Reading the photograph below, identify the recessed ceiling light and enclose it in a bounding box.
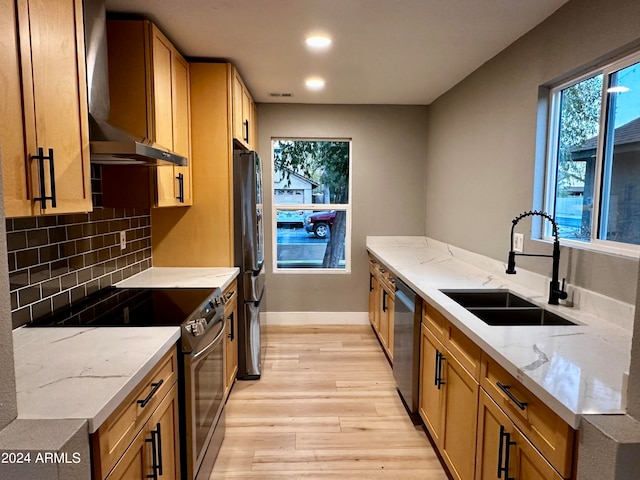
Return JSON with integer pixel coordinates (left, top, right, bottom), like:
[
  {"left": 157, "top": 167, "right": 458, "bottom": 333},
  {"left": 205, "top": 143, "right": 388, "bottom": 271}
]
[
  {"left": 305, "top": 35, "right": 332, "bottom": 49},
  {"left": 305, "top": 78, "right": 325, "bottom": 90}
]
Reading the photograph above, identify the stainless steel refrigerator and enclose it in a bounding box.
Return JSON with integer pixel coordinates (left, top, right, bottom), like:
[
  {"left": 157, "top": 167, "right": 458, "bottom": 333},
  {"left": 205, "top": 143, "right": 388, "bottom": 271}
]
[{"left": 234, "top": 150, "right": 266, "bottom": 379}]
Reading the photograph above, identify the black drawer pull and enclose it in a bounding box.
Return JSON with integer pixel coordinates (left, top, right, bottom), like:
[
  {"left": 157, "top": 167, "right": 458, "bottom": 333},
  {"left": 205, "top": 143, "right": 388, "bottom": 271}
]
[
  {"left": 497, "top": 425, "right": 516, "bottom": 479},
  {"left": 497, "top": 382, "right": 528, "bottom": 410},
  {"left": 137, "top": 379, "right": 164, "bottom": 408}
]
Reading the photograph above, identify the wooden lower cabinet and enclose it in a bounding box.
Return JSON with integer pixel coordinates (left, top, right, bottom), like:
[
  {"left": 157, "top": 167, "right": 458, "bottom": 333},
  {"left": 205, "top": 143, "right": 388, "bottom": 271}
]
[
  {"left": 224, "top": 280, "right": 239, "bottom": 397},
  {"left": 379, "top": 283, "right": 395, "bottom": 359},
  {"left": 107, "top": 384, "right": 180, "bottom": 480},
  {"left": 93, "top": 349, "right": 180, "bottom": 480},
  {"left": 368, "top": 264, "right": 380, "bottom": 330},
  {"left": 419, "top": 323, "right": 479, "bottom": 480},
  {"left": 419, "top": 323, "right": 445, "bottom": 444},
  {"left": 367, "top": 255, "right": 395, "bottom": 361},
  {"left": 476, "top": 390, "right": 562, "bottom": 480}
]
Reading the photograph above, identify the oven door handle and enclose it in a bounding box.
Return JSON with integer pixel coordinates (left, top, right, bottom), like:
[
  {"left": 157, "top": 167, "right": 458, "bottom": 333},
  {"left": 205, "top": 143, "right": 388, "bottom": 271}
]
[{"left": 192, "top": 324, "right": 226, "bottom": 361}]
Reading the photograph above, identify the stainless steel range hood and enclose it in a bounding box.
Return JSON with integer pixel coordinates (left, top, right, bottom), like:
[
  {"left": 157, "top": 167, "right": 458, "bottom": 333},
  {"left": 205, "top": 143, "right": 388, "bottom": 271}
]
[{"left": 83, "top": 0, "right": 187, "bottom": 166}]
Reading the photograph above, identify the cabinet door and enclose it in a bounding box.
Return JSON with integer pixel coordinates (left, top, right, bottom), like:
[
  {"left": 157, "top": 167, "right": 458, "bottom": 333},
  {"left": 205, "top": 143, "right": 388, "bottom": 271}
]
[
  {"left": 386, "top": 292, "right": 395, "bottom": 360},
  {"left": 105, "top": 426, "right": 148, "bottom": 480},
  {"left": 369, "top": 274, "right": 380, "bottom": 331},
  {"left": 441, "top": 350, "right": 479, "bottom": 480},
  {"left": 148, "top": 384, "right": 181, "bottom": 480},
  {"left": 250, "top": 99, "right": 258, "bottom": 150},
  {"left": 379, "top": 287, "right": 390, "bottom": 350},
  {"left": 224, "top": 301, "right": 238, "bottom": 396},
  {"left": 13, "top": 0, "right": 91, "bottom": 216},
  {"left": 368, "top": 269, "right": 376, "bottom": 325},
  {"left": 476, "top": 390, "right": 562, "bottom": 480},
  {"left": 419, "top": 323, "right": 445, "bottom": 445},
  {"left": 232, "top": 71, "right": 246, "bottom": 148},
  {"left": 151, "top": 27, "right": 174, "bottom": 152},
  {"left": 0, "top": 0, "right": 30, "bottom": 217}
]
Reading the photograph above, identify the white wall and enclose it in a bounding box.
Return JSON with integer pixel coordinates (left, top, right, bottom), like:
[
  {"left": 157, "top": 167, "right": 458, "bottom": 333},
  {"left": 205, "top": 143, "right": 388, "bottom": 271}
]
[{"left": 258, "top": 104, "right": 428, "bottom": 313}]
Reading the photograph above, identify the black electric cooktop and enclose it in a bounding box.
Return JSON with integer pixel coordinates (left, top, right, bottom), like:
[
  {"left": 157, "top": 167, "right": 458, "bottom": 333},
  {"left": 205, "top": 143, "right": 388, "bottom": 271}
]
[{"left": 26, "top": 287, "right": 218, "bottom": 327}]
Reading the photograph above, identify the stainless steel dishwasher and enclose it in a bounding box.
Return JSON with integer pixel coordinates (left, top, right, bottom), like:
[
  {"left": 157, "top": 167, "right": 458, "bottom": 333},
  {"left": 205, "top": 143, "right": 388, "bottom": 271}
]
[{"left": 392, "top": 277, "right": 422, "bottom": 424}]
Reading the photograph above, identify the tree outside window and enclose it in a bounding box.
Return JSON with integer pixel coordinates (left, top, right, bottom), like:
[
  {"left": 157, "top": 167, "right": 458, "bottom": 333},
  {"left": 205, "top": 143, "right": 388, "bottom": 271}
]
[{"left": 272, "top": 139, "right": 351, "bottom": 271}]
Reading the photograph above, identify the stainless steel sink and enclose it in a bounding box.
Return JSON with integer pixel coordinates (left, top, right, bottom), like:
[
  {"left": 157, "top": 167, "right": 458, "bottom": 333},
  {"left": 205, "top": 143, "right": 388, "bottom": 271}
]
[
  {"left": 466, "top": 307, "right": 576, "bottom": 326},
  {"left": 440, "top": 289, "right": 577, "bottom": 326}
]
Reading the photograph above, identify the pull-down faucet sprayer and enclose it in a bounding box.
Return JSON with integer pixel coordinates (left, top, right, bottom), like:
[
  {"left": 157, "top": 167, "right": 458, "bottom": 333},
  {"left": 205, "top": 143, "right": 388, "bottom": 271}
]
[{"left": 506, "top": 210, "right": 568, "bottom": 305}]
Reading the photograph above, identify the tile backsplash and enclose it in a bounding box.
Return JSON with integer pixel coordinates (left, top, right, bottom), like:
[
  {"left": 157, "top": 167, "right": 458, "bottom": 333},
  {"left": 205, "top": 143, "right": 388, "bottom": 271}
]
[{"left": 7, "top": 165, "right": 152, "bottom": 329}]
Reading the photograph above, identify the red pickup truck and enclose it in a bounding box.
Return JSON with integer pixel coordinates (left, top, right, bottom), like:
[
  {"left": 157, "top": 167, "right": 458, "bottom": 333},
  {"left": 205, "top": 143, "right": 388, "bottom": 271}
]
[{"left": 304, "top": 210, "right": 336, "bottom": 238}]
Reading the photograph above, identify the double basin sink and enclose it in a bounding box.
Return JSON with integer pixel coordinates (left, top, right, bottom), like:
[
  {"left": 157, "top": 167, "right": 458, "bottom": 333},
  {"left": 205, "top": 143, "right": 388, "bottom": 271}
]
[{"left": 440, "top": 289, "right": 577, "bottom": 326}]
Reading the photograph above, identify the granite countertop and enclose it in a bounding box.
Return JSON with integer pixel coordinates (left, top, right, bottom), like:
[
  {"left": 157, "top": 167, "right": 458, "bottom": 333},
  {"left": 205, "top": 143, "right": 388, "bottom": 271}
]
[
  {"left": 115, "top": 266, "right": 239, "bottom": 291},
  {"left": 366, "top": 236, "right": 633, "bottom": 428},
  {"left": 13, "top": 326, "right": 180, "bottom": 433}
]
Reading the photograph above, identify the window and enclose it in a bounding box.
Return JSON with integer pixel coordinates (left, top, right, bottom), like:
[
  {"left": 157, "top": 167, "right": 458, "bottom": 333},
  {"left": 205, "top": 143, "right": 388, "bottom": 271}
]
[
  {"left": 272, "top": 139, "right": 351, "bottom": 272},
  {"left": 545, "top": 52, "right": 640, "bottom": 251}
]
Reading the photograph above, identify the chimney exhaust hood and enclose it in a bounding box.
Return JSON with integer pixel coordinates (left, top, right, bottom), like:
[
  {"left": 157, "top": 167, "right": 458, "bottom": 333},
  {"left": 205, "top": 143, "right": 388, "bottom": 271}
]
[{"left": 83, "top": 0, "right": 187, "bottom": 167}]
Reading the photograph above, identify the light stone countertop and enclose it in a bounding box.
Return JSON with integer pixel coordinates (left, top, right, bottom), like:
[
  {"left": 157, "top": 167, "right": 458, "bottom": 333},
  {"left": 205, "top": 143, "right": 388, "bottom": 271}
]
[
  {"left": 13, "top": 266, "right": 239, "bottom": 434},
  {"left": 115, "top": 266, "right": 239, "bottom": 291},
  {"left": 366, "top": 236, "right": 633, "bottom": 428},
  {"left": 13, "top": 326, "right": 181, "bottom": 433}
]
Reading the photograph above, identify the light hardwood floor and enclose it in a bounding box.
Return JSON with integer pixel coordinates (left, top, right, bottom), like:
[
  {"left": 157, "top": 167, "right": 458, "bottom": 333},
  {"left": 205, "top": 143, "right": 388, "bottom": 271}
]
[{"left": 211, "top": 324, "right": 449, "bottom": 479}]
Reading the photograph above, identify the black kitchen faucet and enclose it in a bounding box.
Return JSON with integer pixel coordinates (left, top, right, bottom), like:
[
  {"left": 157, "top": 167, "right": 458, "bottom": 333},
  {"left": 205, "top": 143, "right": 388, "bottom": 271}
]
[{"left": 506, "top": 210, "right": 568, "bottom": 305}]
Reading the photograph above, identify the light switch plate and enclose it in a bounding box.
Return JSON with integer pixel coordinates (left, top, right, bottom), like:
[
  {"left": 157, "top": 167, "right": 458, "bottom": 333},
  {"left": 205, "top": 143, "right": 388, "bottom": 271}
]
[{"left": 120, "top": 231, "right": 126, "bottom": 251}]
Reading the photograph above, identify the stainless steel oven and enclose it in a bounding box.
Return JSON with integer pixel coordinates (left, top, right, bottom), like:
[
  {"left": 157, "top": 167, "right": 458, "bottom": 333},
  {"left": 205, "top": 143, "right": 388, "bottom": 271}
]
[
  {"left": 181, "top": 300, "right": 226, "bottom": 480},
  {"left": 26, "top": 286, "right": 229, "bottom": 480}
]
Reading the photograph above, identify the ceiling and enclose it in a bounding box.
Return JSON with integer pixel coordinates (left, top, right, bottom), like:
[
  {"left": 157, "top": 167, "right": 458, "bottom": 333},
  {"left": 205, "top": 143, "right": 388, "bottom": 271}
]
[{"left": 105, "top": 0, "right": 570, "bottom": 105}]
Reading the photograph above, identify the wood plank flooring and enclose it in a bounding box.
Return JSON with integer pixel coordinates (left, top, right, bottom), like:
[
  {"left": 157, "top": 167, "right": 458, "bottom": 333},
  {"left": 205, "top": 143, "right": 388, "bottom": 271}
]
[{"left": 210, "top": 324, "right": 449, "bottom": 479}]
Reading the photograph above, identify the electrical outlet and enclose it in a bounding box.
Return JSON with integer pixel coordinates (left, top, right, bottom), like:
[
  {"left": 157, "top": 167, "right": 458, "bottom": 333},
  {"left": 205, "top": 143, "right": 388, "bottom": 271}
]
[
  {"left": 513, "top": 233, "right": 524, "bottom": 253},
  {"left": 120, "top": 231, "right": 126, "bottom": 251}
]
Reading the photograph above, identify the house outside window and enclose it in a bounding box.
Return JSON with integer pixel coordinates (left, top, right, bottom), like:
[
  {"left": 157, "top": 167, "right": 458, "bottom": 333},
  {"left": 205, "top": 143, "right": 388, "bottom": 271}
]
[
  {"left": 544, "top": 51, "right": 640, "bottom": 252},
  {"left": 272, "top": 139, "right": 351, "bottom": 272}
]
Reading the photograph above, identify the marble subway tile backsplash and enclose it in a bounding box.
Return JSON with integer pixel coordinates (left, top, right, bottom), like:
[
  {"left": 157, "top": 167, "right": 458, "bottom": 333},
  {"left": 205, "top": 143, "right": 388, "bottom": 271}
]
[{"left": 7, "top": 168, "right": 152, "bottom": 329}]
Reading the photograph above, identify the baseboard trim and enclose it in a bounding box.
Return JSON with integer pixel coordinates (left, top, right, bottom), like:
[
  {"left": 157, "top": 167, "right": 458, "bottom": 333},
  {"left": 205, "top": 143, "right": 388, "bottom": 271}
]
[{"left": 263, "top": 311, "right": 369, "bottom": 325}]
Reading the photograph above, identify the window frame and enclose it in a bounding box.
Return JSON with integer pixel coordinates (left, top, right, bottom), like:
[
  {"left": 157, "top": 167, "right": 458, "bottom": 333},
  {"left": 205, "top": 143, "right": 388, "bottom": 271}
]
[
  {"left": 542, "top": 50, "right": 640, "bottom": 258},
  {"left": 270, "top": 138, "right": 353, "bottom": 274}
]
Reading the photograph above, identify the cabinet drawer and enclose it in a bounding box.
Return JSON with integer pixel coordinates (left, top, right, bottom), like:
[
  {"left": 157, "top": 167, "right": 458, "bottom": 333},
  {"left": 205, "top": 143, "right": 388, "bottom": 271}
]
[
  {"left": 445, "top": 323, "right": 481, "bottom": 380},
  {"left": 93, "top": 348, "right": 178, "bottom": 479},
  {"left": 480, "top": 353, "right": 575, "bottom": 478},
  {"left": 377, "top": 266, "right": 396, "bottom": 293},
  {"left": 423, "top": 302, "right": 447, "bottom": 342}
]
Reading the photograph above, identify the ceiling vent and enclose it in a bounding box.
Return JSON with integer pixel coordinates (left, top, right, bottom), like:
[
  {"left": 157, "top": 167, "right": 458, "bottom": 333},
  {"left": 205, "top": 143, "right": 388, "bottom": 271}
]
[{"left": 269, "top": 92, "right": 293, "bottom": 97}]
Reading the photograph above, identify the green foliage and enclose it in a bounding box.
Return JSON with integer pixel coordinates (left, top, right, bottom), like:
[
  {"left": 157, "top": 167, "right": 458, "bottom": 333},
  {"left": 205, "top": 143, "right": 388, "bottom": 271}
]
[
  {"left": 274, "top": 140, "right": 349, "bottom": 203},
  {"left": 556, "top": 75, "right": 602, "bottom": 193}
]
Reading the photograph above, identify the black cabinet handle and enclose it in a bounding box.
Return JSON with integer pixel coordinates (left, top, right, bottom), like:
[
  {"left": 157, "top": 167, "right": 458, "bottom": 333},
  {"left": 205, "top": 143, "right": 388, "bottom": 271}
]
[
  {"left": 32, "top": 147, "right": 57, "bottom": 209},
  {"left": 176, "top": 173, "right": 184, "bottom": 203},
  {"left": 145, "top": 428, "right": 158, "bottom": 480},
  {"left": 243, "top": 119, "right": 249, "bottom": 143},
  {"left": 137, "top": 379, "right": 164, "bottom": 408},
  {"left": 434, "top": 350, "right": 446, "bottom": 389},
  {"left": 382, "top": 289, "right": 387, "bottom": 312},
  {"left": 497, "top": 425, "right": 516, "bottom": 479},
  {"left": 497, "top": 382, "right": 528, "bottom": 410},
  {"left": 154, "top": 422, "right": 163, "bottom": 476},
  {"left": 228, "top": 312, "right": 235, "bottom": 341},
  {"left": 369, "top": 273, "right": 374, "bottom": 292}
]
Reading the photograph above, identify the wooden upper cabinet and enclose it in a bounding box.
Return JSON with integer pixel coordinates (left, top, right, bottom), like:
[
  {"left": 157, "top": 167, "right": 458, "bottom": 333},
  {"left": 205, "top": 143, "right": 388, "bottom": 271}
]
[
  {"left": 1, "top": 0, "right": 92, "bottom": 218},
  {"left": 105, "top": 19, "right": 192, "bottom": 208},
  {"left": 232, "top": 67, "right": 256, "bottom": 150}
]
